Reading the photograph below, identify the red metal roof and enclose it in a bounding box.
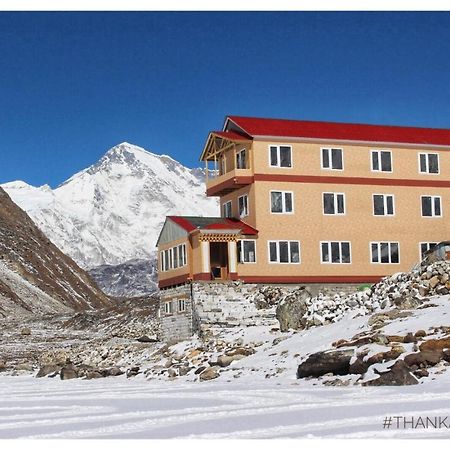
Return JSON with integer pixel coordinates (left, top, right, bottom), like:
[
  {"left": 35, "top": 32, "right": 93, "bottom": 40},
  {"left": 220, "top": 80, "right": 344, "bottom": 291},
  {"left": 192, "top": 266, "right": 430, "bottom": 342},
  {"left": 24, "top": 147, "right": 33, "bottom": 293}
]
[
  {"left": 168, "top": 216, "right": 258, "bottom": 235},
  {"left": 211, "top": 130, "right": 251, "bottom": 141},
  {"left": 226, "top": 115, "right": 450, "bottom": 146}
]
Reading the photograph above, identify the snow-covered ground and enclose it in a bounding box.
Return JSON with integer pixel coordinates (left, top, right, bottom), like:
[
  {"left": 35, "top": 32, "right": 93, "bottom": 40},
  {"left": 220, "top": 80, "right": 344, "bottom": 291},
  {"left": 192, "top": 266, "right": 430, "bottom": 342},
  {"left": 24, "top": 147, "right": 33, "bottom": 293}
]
[{"left": 1, "top": 374, "right": 450, "bottom": 439}]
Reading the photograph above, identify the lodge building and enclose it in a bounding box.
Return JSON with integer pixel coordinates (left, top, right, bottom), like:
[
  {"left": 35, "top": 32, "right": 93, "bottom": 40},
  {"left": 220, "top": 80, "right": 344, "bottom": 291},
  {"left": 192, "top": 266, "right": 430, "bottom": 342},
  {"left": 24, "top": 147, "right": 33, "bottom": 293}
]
[{"left": 156, "top": 115, "right": 450, "bottom": 290}]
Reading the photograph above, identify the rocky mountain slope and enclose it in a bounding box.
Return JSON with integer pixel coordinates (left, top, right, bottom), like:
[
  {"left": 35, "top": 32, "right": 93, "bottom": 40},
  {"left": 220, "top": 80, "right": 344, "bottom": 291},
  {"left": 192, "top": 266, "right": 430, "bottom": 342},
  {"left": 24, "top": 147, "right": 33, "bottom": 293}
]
[
  {"left": 0, "top": 187, "right": 112, "bottom": 318},
  {"left": 2, "top": 143, "right": 219, "bottom": 270}
]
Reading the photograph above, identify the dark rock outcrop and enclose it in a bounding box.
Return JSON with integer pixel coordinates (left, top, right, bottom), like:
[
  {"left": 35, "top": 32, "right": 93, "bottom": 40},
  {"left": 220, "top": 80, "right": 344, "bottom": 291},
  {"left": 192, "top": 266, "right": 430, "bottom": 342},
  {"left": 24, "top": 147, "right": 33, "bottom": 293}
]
[{"left": 297, "top": 349, "right": 354, "bottom": 378}]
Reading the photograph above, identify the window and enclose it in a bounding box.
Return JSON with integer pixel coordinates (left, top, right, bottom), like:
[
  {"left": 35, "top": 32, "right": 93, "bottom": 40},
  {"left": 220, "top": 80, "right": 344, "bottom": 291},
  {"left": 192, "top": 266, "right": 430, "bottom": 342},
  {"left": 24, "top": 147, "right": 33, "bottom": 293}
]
[
  {"left": 270, "top": 191, "right": 293, "bottom": 214},
  {"left": 421, "top": 196, "right": 442, "bottom": 217},
  {"left": 239, "top": 240, "right": 256, "bottom": 263},
  {"left": 371, "top": 150, "right": 392, "bottom": 172},
  {"left": 373, "top": 194, "right": 395, "bottom": 216},
  {"left": 419, "top": 153, "right": 439, "bottom": 174},
  {"left": 178, "top": 299, "right": 186, "bottom": 313},
  {"left": 223, "top": 201, "right": 232, "bottom": 218},
  {"left": 371, "top": 242, "right": 400, "bottom": 264},
  {"left": 164, "top": 301, "right": 173, "bottom": 315},
  {"left": 420, "top": 242, "right": 437, "bottom": 259},
  {"left": 219, "top": 155, "right": 226, "bottom": 175},
  {"left": 269, "top": 145, "right": 292, "bottom": 168},
  {"left": 160, "top": 244, "right": 187, "bottom": 271},
  {"left": 321, "top": 148, "right": 343, "bottom": 170},
  {"left": 236, "top": 149, "right": 247, "bottom": 169},
  {"left": 268, "top": 241, "right": 300, "bottom": 264},
  {"left": 238, "top": 195, "right": 249, "bottom": 218},
  {"left": 323, "top": 193, "right": 345, "bottom": 215},
  {"left": 321, "top": 241, "right": 351, "bottom": 264}
]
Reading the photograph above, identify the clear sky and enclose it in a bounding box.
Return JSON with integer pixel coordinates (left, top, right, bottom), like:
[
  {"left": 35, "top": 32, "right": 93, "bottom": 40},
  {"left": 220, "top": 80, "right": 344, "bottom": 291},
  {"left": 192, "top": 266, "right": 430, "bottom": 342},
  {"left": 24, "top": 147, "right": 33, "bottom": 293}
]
[{"left": 2, "top": 11, "right": 450, "bottom": 187}]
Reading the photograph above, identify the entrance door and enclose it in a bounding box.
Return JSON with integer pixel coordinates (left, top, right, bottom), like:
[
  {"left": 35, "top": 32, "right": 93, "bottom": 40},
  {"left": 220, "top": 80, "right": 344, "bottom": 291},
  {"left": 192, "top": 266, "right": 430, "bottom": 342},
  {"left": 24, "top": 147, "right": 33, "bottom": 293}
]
[{"left": 209, "top": 242, "right": 228, "bottom": 279}]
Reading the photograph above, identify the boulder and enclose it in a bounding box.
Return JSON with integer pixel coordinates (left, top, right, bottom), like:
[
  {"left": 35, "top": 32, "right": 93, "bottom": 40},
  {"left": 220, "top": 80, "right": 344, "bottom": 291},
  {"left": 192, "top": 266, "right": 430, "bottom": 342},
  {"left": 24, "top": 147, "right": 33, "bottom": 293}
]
[
  {"left": 413, "top": 368, "right": 429, "bottom": 378},
  {"left": 60, "top": 365, "right": 78, "bottom": 380},
  {"left": 0, "top": 360, "right": 6, "bottom": 372},
  {"left": 216, "top": 354, "right": 245, "bottom": 367},
  {"left": 404, "top": 350, "right": 443, "bottom": 368},
  {"left": 194, "top": 366, "right": 206, "bottom": 375},
  {"left": 20, "top": 327, "right": 31, "bottom": 336},
  {"left": 297, "top": 349, "right": 354, "bottom": 378},
  {"left": 276, "top": 287, "right": 311, "bottom": 332},
  {"left": 136, "top": 335, "right": 158, "bottom": 343},
  {"left": 419, "top": 337, "right": 450, "bottom": 352},
  {"left": 363, "top": 360, "right": 418, "bottom": 386},
  {"left": 85, "top": 370, "right": 104, "bottom": 379},
  {"left": 36, "top": 364, "right": 61, "bottom": 378},
  {"left": 126, "top": 366, "right": 140, "bottom": 378},
  {"left": 104, "top": 367, "right": 123, "bottom": 377},
  {"left": 199, "top": 366, "right": 219, "bottom": 381},
  {"left": 225, "top": 347, "right": 255, "bottom": 357},
  {"left": 367, "top": 345, "right": 405, "bottom": 365},
  {"left": 178, "top": 366, "right": 191, "bottom": 376},
  {"left": 349, "top": 356, "right": 370, "bottom": 375},
  {"left": 414, "top": 330, "right": 427, "bottom": 338}
]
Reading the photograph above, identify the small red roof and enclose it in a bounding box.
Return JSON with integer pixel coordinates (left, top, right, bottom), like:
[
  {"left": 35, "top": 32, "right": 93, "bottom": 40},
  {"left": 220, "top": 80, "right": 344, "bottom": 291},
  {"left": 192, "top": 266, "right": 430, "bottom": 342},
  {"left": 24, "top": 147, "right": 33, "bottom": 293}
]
[
  {"left": 226, "top": 115, "right": 450, "bottom": 146},
  {"left": 168, "top": 216, "right": 258, "bottom": 235}
]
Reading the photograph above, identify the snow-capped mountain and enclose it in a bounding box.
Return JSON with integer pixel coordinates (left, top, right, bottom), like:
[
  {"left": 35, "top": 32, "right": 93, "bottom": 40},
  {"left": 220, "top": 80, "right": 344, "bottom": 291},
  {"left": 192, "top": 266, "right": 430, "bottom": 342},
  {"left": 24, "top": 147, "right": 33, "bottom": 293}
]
[{"left": 2, "top": 143, "right": 219, "bottom": 270}]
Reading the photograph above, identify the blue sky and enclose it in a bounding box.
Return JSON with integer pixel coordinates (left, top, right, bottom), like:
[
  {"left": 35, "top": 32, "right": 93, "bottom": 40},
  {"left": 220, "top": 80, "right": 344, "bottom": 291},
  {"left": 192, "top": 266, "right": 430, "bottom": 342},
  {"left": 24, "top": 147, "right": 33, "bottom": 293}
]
[{"left": 2, "top": 11, "right": 450, "bottom": 187}]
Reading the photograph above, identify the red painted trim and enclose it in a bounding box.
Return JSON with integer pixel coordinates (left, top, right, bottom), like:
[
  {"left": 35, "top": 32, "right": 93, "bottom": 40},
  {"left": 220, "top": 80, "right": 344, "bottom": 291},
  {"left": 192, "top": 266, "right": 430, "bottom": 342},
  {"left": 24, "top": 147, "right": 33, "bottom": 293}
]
[
  {"left": 254, "top": 173, "right": 450, "bottom": 188},
  {"left": 193, "top": 273, "right": 212, "bottom": 281},
  {"left": 206, "top": 176, "right": 254, "bottom": 196},
  {"left": 158, "top": 274, "right": 190, "bottom": 289},
  {"left": 240, "top": 275, "right": 383, "bottom": 284},
  {"left": 229, "top": 272, "right": 238, "bottom": 280}
]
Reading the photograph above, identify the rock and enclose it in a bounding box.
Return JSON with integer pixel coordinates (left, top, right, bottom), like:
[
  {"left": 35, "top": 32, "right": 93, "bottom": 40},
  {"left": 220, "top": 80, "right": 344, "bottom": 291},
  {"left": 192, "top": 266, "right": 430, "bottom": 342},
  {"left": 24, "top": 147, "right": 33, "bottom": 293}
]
[
  {"left": 297, "top": 349, "right": 354, "bottom": 378},
  {"left": 442, "top": 349, "right": 450, "bottom": 362},
  {"left": 414, "top": 330, "right": 427, "bottom": 338},
  {"left": 276, "top": 287, "right": 311, "bottom": 331},
  {"left": 14, "top": 363, "right": 33, "bottom": 371},
  {"left": 60, "top": 365, "right": 78, "bottom": 380},
  {"left": 349, "top": 356, "right": 370, "bottom": 375},
  {"left": 413, "top": 368, "right": 429, "bottom": 378},
  {"left": 104, "top": 367, "right": 123, "bottom": 377},
  {"left": 363, "top": 360, "right": 418, "bottom": 386},
  {"left": 178, "top": 366, "right": 191, "bottom": 376},
  {"left": 36, "top": 364, "right": 61, "bottom": 378},
  {"left": 367, "top": 345, "right": 405, "bottom": 365},
  {"left": 126, "top": 366, "right": 140, "bottom": 378},
  {"left": 272, "top": 336, "right": 289, "bottom": 346},
  {"left": 85, "top": 370, "right": 104, "bottom": 379},
  {"left": 199, "top": 366, "right": 219, "bottom": 381},
  {"left": 20, "top": 327, "right": 31, "bottom": 336},
  {"left": 392, "top": 295, "right": 420, "bottom": 310},
  {"left": 323, "top": 378, "right": 351, "bottom": 386},
  {"left": 429, "top": 275, "right": 440, "bottom": 289},
  {"left": 403, "top": 332, "right": 417, "bottom": 344},
  {"left": 216, "top": 354, "right": 245, "bottom": 367},
  {"left": 225, "top": 347, "right": 255, "bottom": 357},
  {"left": 167, "top": 368, "right": 177, "bottom": 378},
  {"left": 420, "top": 337, "right": 450, "bottom": 352},
  {"left": 0, "top": 360, "right": 6, "bottom": 372},
  {"left": 194, "top": 366, "right": 205, "bottom": 375}
]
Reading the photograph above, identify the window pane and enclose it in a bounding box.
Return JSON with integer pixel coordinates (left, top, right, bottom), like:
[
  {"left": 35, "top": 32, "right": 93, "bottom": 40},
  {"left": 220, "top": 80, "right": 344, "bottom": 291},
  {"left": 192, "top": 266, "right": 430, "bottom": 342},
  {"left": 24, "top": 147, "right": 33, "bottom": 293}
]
[
  {"left": 422, "top": 197, "right": 432, "bottom": 216},
  {"left": 236, "top": 150, "right": 246, "bottom": 169},
  {"left": 420, "top": 154, "right": 427, "bottom": 172},
  {"left": 173, "top": 247, "right": 178, "bottom": 269},
  {"left": 322, "top": 149, "right": 330, "bottom": 168},
  {"left": 332, "top": 149, "right": 343, "bottom": 169},
  {"left": 372, "top": 152, "right": 379, "bottom": 171},
  {"left": 337, "top": 194, "right": 345, "bottom": 214},
  {"left": 420, "top": 243, "right": 428, "bottom": 258},
  {"left": 290, "top": 241, "right": 300, "bottom": 263},
  {"left": 269, "top": 242, "right": 277, "bottom": 262},
  {"left": 178, "top": 245, "right": 183, "bottom": 267},
  {"left": 280, "top": 146, "right": 292, "bottom": 167},
  {"left": 271, "top": 191, "right": 283, "bottom": 213},
  {"left": 386, "top": 196, "right": 394, "bottom": 215},
  {"left": 429, "top": 154, "right": 439, "bottom": 173},
  {"left": 380, "top": 243, "right": 389, "bottom": 263},
  {"left": 381, "top": 151, "right": 392, "bottom": 171},
  {"left": 239, "top": 196, "right": 248, "bottom": 217},
  {"left": 341, "top": 242, "right": 350, "bottom": 263},
  {"left": 390, "top": 243, "right": 399, "bottom": 263},
  {"left": 371, "top": 243, "right": 379, "bottom": 262},
  {"left": 270, "top": 146, "right": 278, "bottom": 166},
  {"left": 331, "top": 242, "right": 340, "bottom": 263},
  {"left": 284, "top": 192, "right": 293, "bottom": 213},
  {"left": 434, "top": 197, "right": 441, "bottom": 216},
  {"left": 279, "top": 241, "right": 289, "bottom": 263},
  {"left": 244, "top": 241, "right": 255, "bottom": 263},
  {"left": 164, "top": 250, "right": 169, "bottom": 270},
  {"left": 373, "top": 195, "right": 384, "bottom": 215},
  {"left": 323, "top": 193, "right": 335, "bottom": 214},
  {"left": 321, "top": 242, "right": 329, "bottom": 262}
]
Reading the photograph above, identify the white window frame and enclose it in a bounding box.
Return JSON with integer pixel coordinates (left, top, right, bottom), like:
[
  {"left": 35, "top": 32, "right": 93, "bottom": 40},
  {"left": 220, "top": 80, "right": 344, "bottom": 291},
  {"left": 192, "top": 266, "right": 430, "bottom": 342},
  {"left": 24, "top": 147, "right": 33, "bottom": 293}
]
[
  {"left": 178, "top": 298, "right": 186, "bottom": 313},
  {"left": 270, "top": 190, "right": 294, "bottom": 214},
  {"left": 418, "top": 152, "right": 440, "bottom": 175},
  {"left": 321, "top": 147, "right": 344, "bottom": 171},
  {"left": 322, "top": 192, "right": 346, "bottom": 215},
  {"left": 371, "top": 150, "right": 393, "bottom": 173},
  {"left": 419, "top": 242, "right": 438, "bottom": 259},
  {"left": 238, "top": 194, "right": 249, "bottom": 218},
  {"left": 239, "top": 239, "right": 257, "bottom": 264},
  {"left": 236, "top": 148, "right": 247, "bottom": 169},
  {"left": 223, "top": 200, "right": 232, "bottom": 218},
  {"left": 421, "top": 195, "right": 442, "bottom": 218},
  {"left": 160, "top": 244, "right": 187, "bottom": 271},
  {"left": 370, "top": 241, "right": 400, "bottom": 264},
  {"left": 320, "top": 241, "right": 352, "bottom": 264},
  {"left": 164, "top": 301, "right": 173, "bottom": 315},
  {"left": 372, "top": 194, "right": 395, "bottom": 216},
  {"left": 268, "top": 240, "right": 301, "bottom": 264},
  {"left": 268, "top": 145, "right": 293, "bottom": 168}
]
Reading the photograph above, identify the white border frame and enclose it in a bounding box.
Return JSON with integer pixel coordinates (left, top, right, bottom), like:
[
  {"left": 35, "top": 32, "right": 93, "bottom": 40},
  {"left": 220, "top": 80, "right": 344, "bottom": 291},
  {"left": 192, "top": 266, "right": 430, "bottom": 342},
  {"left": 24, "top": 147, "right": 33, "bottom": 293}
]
[
  {"left": 239, "top": 239, "right": 257, "bottom": 264},
  {"left": 238, "top": 194, "right": 249, "bottom": 218},
  {"left": 371, "top": 149, "right": 393, "bottom": 173},
  {"left": 372, "top": 193, "right": 396, "bottom": 217},
  {"left": 418, "top": 152, "right": 440, "bottom": 175},
  {"left": 320, "top": 147, "right": 344, "bottom": 171},
  {"left": 268, "top": 144, "right": 293, "bottom": 169},
  {"left": 269, "top": 190, "right": 295, "bottom": 214},
  {"left": 322, "top": 192, "right": 346, "bottom": 215},
  {"left": 319, "top": 241, "right": 352, "bottom": 264},
  {"left": 223, "top": 200, "right": 233, "bottom": 218},
  {"left": 420, "top": 195, "right": 443, "bottom": 218},
  {"left": 369, "top": 241, "right": 401, "bottom": 264},
  {"left": 267, "top": 240, "right": 301, "bottom": 264}
]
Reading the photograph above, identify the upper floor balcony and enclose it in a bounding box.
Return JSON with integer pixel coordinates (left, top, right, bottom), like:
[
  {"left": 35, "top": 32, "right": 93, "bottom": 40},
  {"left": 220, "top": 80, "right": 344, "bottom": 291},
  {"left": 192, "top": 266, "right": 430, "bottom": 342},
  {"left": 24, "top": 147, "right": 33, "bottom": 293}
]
[{"left": 200, "top": 131, "right": 254, "bottom": 197}]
